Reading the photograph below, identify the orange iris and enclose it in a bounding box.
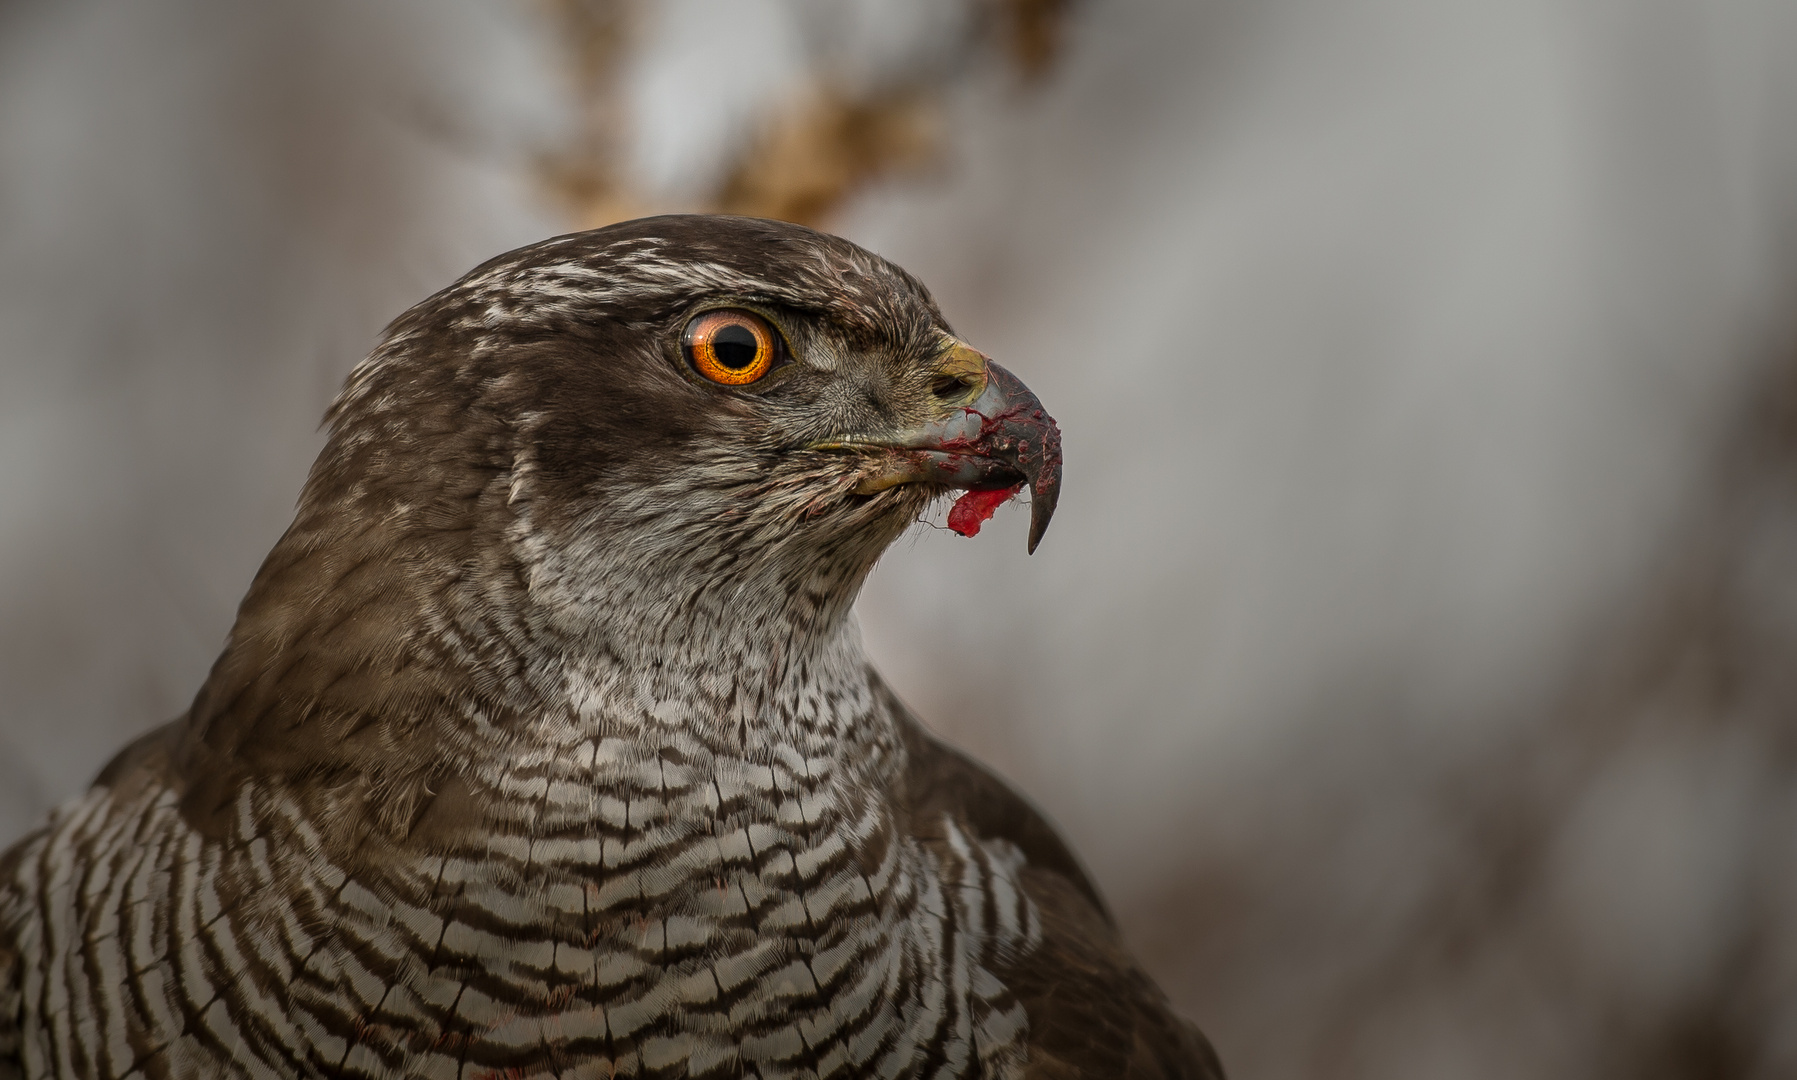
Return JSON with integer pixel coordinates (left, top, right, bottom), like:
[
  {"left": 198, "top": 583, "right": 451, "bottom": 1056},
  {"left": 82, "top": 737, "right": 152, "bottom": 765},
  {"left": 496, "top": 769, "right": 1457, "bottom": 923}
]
[{"left": 684, "top": 309, "right": 779, "bottom": 385}]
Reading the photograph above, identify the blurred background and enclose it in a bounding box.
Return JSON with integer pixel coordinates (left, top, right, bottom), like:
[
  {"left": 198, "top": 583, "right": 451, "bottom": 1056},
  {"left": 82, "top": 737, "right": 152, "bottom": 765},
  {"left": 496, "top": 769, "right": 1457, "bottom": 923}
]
[{"left": 3, "top": 0, "right": 1797, "bottom": 1075}]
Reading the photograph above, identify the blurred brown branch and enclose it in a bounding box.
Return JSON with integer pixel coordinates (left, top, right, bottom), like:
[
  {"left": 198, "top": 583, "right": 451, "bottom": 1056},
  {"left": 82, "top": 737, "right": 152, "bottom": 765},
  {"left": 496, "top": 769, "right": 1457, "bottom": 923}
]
[{"left": 537, "top": 0, "right": 1074, "bottom": 228}]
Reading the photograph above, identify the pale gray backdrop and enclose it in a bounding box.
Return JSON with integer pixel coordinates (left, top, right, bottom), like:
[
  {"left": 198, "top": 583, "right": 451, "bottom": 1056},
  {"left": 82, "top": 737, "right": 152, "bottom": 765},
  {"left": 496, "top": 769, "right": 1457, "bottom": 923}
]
[{"left": 4, "top": 1, "right": 1797, "bottom": 1076}]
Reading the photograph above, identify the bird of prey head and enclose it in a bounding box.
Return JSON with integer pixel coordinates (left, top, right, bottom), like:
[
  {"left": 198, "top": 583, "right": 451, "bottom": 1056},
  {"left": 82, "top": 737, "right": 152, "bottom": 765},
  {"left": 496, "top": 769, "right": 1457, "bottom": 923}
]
[
  {"left": 178, "top": 214, "right": 1062, "bottom": 826},
  {"left": 336, "top": 213, "right": 1055, "bottom": 590}
]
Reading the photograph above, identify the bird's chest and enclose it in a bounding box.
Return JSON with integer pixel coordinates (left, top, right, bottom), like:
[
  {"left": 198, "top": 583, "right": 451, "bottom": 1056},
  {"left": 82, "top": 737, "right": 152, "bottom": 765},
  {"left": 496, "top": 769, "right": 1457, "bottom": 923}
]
[
  {"left": 10, "top": 728, "right": 1037, "bottom": 1079},
  {"left": 279, "top": 738, "right": 1038, "bottom": 1079}
]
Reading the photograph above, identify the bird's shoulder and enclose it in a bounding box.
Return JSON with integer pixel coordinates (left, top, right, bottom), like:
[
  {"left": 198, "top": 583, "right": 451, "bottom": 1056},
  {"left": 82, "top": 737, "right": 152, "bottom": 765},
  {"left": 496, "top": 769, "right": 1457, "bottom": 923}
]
[
  {"left": 998, "top": 865, "right": 1225, "bottom": 1080},
  {"left": 878, "top": 673, "right": 1108, "bottom": 916},
  {"left": 874, "top": 673, "right": 1224, "bottom": 1080}
]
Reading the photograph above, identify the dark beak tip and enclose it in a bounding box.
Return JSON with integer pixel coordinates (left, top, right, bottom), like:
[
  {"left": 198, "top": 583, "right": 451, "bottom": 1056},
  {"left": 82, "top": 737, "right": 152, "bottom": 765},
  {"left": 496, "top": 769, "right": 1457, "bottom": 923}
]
[
  {"left": 1025, "top": 483, "right": 1058, "bottom": 554},
  {"left": 1024, "top": 415, "right": 1062, "bottom": 555},
  {"left": 978, "top": 359, "right": 1062, "bottom": 555}
]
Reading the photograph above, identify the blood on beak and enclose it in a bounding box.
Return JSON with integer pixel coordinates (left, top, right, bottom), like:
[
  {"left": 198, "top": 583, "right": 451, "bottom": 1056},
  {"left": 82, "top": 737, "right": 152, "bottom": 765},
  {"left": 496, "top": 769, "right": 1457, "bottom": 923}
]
[{"left": 815, "top": 348, "right": 1063, "bottom": 553}]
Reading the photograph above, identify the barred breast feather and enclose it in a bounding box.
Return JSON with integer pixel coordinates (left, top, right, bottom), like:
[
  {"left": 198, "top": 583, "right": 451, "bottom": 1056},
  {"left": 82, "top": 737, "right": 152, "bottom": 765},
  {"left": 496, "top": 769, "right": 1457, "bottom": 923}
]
[{"left": 0, "top": 676, "right": 1210, "bottom": 1079}]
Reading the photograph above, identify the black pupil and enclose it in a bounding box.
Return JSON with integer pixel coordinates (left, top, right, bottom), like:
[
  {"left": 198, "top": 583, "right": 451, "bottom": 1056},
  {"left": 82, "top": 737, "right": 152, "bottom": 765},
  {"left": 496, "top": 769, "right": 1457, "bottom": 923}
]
[{"left": 711, "top": 323, "right": 761, "bottom": 370}]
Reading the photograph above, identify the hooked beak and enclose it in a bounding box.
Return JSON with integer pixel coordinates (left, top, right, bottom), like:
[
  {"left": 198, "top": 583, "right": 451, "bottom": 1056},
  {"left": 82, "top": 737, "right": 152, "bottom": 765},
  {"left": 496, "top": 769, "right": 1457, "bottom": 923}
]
[{"left": 812, "top": 344, "right": 1064, "bottom": 553}]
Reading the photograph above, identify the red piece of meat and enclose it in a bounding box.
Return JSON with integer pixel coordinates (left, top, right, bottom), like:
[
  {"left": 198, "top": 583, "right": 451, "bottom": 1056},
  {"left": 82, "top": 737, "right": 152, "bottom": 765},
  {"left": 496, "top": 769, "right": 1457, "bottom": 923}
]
[{"left": 946, "top": 483, "right": 1024, "bottom": 538}]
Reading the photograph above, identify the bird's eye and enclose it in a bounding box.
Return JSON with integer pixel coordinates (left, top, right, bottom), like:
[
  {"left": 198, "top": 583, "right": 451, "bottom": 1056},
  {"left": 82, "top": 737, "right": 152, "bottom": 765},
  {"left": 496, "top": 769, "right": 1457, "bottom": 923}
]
[{"left": 683, "top": 309, "right": 781, "bottom": 386}]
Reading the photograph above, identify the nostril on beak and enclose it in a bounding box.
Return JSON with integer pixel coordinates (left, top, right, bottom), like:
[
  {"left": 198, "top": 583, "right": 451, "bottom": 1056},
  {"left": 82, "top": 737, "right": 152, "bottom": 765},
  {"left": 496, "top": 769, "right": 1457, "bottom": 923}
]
[{"left": 931, "top": 374, "right": 975, "bottom": 401}]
